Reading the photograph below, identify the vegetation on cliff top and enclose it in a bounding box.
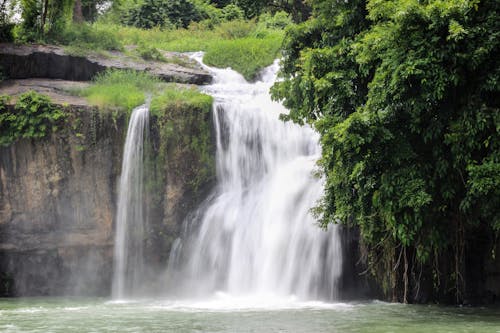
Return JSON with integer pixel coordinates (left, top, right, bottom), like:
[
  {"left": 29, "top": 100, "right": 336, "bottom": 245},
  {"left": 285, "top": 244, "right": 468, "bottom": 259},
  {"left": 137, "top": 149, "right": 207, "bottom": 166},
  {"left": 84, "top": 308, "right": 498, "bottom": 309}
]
[
  {"left": 80, "top": 69, "right": 161, "bottom": 111},
  {"left": 273, "top": 0, "right": 499, "bottom": 303},
  {"left": 1, "top": 0, "right": 296, "bottom": 80},
  {"left": 0, "top": 92, "right": 66, "bottom": 146},
  {"left": 77, "top": 69, "right": 212, "bottom": 114}
]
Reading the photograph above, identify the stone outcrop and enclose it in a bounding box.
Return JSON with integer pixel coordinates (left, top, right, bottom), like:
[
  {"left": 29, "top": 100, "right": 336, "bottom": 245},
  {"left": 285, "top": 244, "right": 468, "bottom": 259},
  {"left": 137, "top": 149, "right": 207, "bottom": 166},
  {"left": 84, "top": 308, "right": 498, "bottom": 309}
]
[
  {"left": 0, "top": 105, "right": 123, "bottom": 296},
  {"left": 0, "top": 43, "right": 212, "bottom": 85},
  {"left": 0, "top": 78, "right": 90, "bottom": 105},
  {"left": 0, "top": 98, "right": 215, "bottom": 296},
  {"left": 0, "top": 43, "right": 216, "bottom": 296}
]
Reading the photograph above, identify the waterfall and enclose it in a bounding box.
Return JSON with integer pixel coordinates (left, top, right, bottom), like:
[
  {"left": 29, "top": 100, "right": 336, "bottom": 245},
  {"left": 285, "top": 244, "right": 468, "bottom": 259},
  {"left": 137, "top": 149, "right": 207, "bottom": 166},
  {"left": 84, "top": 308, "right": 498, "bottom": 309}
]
[
  {"left": 167, "top": 54, "right": 342, "bottom": 301},
  {"left": 112, "top": 103, "right": 149, "bottom": 299}
]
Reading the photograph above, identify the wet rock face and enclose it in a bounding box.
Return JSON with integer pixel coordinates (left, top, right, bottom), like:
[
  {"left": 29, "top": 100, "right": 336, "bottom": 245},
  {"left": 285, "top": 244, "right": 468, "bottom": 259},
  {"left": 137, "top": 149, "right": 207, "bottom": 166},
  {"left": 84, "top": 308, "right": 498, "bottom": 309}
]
[
  {"left": 0, "top": 102, "right": 216, "bottom": 297},
  {"left": 0, "top": 43, "right": 216, "bottom": 297},
  {"left": 0, "top": 107, "right": 125, "bottom": 296},
  {"left": 0, "top": 43, "right": 212, "bottom": 85}
]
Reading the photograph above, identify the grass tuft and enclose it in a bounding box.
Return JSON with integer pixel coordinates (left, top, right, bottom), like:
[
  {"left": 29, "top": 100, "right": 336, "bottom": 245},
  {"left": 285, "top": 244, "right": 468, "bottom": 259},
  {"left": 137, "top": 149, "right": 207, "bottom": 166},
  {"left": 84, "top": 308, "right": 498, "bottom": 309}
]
[
  {"left": 81, "top": 70, "right": 161, "bottom": 111},
  {"left": 151, "top": 84, "right": 213, "bottom": 116}
]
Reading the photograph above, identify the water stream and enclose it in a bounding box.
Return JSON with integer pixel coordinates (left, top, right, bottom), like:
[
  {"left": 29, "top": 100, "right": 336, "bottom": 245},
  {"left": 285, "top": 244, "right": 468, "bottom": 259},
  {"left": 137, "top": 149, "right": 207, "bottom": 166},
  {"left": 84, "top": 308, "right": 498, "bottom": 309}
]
[
  {"left": 166, "top": 54, "right": 342, "bottom": 302},
  {"left": 112, "top": 103, "right": 149, "bottom": 299}
]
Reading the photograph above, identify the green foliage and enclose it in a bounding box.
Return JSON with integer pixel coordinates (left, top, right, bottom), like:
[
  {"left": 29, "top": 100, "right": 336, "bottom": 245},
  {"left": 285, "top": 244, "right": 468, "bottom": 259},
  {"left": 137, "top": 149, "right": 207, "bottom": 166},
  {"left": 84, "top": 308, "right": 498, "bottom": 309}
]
[
  {"left": 123, "top": 0, "right": 201, "bottom": 29},
  {"left": 81, "top": 70, "right": 161, "bottom": 111},
  {"left": 87, "top": 20, "right": 284, "bottom": 79},
  {"left": 58, "top": 23, "right": 124, "bottom": 52},
  {"left": 233, "top": 0, "right": 311, "bottom": 22},
  {"left": 221, "top": 4, "right": 244, "bottom": 21},
  {"left": 13, "top": 0, "right": 285, "bottom": 79},
  {"left": 136, "top": 43, "right": 167, "bottom": 62},
  {"left": 0, "top": 92, "right": 66, "bottom": 146},
  {"left": 258, "top": 11, "right": 293, "bottom": 30},
  {"left": 233, "top": 0, "right": 268, "bottom": 18},
  {"left": 150, "top": 84, "right": 213, "bottom": 116},
  {"left": 212, "top": 19, "right": 254, "bottom": 38},
  {"left": 204, "top": 32, "right": 283, "bottom": 80},
  {"left": 17, "top": 0, "right": 73, "bottom": 41},
  {"left": 274, "top": 0, "right": 499, "bottom": 302}
]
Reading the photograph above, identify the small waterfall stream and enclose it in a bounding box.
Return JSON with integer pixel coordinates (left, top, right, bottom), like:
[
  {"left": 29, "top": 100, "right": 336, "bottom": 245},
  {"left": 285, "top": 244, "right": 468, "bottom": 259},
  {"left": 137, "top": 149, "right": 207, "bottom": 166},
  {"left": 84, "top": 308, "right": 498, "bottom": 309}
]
[
  {"left": 167, "top": 54, "right": 342, "bottom": 302},
  {"left": 112, "top": 103, "right": 149, "bottom": 299}
]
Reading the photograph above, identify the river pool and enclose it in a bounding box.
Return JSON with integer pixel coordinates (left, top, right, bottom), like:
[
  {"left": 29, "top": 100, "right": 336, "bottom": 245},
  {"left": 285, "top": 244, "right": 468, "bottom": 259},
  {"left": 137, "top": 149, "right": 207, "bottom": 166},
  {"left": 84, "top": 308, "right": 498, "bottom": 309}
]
[{"left": 0, "top": 297, "right": 498, "bottom": 332}]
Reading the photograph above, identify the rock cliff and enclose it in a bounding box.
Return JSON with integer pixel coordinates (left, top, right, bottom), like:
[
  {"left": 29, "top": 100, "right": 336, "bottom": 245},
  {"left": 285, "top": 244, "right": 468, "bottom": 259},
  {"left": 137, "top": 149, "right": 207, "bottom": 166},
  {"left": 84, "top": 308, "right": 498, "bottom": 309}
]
[
  {"left": 0, "top": 43, "right": 212, "bottom": 85},
  {"left": 0, "top": 82, "right": 215, "bottom": 296}
]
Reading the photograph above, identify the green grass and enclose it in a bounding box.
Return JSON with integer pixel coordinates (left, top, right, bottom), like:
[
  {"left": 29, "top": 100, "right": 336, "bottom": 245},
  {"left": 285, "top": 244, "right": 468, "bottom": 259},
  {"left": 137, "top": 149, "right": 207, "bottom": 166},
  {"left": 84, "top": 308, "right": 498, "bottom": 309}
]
[
  {"left": 151, "top": 85, "right": 213, "bottom": 116},
  {"left": 204, "top": 34, "right": 282, "bottom": 80},
  {"left": 54, "top": 20, "right": 285, "bottom": 80},
  {"left": 78, "top": 69, "right": 212, "bottom": 113},
  {"left": 80, "top": 70, "right": 161, "bottom": 111}
]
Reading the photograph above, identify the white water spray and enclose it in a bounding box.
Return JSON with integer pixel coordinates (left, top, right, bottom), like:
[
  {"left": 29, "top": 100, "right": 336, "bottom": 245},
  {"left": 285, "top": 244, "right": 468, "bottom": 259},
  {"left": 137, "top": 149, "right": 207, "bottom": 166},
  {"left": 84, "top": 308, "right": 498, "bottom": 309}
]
[
  {"left": 112, "top": 104, "right": 149, "bottom": 299},
  {"left": 167, "top": 54, "right": 342, "bottom": 302}
]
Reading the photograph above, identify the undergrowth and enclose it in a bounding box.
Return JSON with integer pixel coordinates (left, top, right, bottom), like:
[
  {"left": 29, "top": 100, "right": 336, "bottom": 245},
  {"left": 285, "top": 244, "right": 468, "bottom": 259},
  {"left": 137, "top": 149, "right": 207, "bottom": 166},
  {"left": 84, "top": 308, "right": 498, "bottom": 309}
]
[
  {"left": 79, "top": 69, "right": 212, "bottom": 115},
  {"left": 48, "top": 18, "right": 285, "bottom": 80},
  {"left": 0, "top": 92, "right": 66, "bottom": 146}
]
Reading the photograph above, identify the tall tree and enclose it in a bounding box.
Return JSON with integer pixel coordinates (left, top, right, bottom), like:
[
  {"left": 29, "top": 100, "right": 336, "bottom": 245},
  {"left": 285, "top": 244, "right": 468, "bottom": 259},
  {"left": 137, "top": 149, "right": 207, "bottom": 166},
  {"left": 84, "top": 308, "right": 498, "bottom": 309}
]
[
  {"left": 273, "top": 0, "right": 499, "bottom": 303},
  {"left": 73, "top": 0, "right": 84, "bottom": 23}
]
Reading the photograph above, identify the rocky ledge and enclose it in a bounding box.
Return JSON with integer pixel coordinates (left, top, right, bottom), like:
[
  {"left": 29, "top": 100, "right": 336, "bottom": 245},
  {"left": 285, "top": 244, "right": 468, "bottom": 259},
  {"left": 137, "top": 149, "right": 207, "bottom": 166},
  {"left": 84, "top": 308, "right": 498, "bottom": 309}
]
[
  {"left": 0, "top": 78, "right": 90, "bottom": 105},
  {"left": 0, "top": 43, "right": 212, "bottom": 85}
]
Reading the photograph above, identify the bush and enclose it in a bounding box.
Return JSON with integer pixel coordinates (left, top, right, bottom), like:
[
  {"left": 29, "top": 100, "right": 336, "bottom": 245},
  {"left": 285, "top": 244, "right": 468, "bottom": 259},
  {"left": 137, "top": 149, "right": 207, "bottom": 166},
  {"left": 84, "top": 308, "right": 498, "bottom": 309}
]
[
  {"left": 192, "top": 0, "right": 223, "bottom": 26},
  {"left": 222, "top": 4, "right": 244, "bottom": 21},
  {"left": 0, "top": 92, "right": 66, "bottom": 146},
  {"left": 258, "top": 11, "right": 292, "bottom": 30},
  {"left": 136, "top": 44, "right": 167, "bottom": 62},
  {"left": 124, "top": 0, "right": 200, "bottom": 29},
  {"left": 17, "top": 0, "right": 74, "bottom": 42}
]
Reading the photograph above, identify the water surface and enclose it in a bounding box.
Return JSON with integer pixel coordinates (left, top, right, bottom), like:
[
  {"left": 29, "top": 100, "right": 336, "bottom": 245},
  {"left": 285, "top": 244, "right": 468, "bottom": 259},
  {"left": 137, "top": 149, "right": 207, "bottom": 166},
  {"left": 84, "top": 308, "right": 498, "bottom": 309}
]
[{"left": 0, "top": 297, "right": 498, "bottom": 332}]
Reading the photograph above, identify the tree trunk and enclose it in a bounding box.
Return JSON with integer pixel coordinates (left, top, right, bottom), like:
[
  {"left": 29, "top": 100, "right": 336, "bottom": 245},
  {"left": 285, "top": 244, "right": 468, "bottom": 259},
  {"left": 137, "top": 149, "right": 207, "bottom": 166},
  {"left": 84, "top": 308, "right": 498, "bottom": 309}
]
[
  {"left": 41, "top": 0, "right": 49, "bottom": 32},
  {"left": 73, "top": 0, "right": 84, "bottom": 23}
]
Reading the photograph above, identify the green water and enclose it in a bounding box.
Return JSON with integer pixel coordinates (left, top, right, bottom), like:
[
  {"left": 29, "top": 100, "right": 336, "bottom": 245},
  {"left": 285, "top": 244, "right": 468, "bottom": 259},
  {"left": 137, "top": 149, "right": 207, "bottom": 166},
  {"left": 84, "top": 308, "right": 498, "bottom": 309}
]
[{"left": 0, "top": 297, "right": 498, "bottom": 333}]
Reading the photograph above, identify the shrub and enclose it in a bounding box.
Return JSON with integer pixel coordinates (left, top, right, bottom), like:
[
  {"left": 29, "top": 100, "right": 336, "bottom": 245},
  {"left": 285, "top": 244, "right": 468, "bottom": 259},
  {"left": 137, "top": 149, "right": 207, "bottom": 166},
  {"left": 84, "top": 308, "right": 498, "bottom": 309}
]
[
  {"left": 136, "top": 44, "right": 167, "bottom": 62},
  {"left": 124, "top": 0, "right": 200, "bottom": 29},
  {"left": 222, "top": 4, "right": 244, "bottom": 21},
  {"left": 17, "top": 0, "right": 73, "bottom": 42},
  {"left": 0, "top": 92, "right": 66, "bottom": 146},
  {"left": 258, "top": 11, "right": 292, "bottom": 30},
  {"left": 192, "top": 0, "right": 223, "bottom": 26}
]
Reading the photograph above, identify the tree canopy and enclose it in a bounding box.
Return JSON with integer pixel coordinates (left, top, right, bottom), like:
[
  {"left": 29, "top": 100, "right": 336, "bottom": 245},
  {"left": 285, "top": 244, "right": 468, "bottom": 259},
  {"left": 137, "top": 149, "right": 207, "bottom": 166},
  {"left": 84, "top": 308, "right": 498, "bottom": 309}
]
[{"left": 273, "top": 0, "right": 499, "bottom": 303}]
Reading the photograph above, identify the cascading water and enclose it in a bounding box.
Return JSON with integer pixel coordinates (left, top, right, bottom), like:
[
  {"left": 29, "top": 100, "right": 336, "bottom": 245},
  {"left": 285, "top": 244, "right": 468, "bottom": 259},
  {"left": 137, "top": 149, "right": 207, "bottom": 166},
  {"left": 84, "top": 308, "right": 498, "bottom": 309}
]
[
  {"left": 167, "top": 54, "right": 342, "bottom": 302},
  {"left": 112, "top": 103, "right": 149, "bottom": 299}
]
